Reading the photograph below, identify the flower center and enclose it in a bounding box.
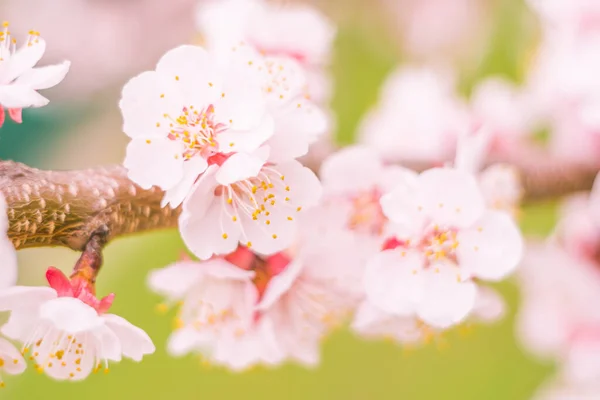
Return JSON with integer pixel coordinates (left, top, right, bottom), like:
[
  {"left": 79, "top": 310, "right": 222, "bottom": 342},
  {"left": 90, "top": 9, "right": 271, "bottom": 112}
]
[
  {"left": 347, "top": 188, "right": 386, "bottom": 235},
  {"left": 382, "top": 225, "right": 459, "bottom": 264},
  {"left": 0, "top": 23, "right": 40, "bottom": 62},
  {"left": 164, "top": 104, "right": 228, "bottom": 160}
]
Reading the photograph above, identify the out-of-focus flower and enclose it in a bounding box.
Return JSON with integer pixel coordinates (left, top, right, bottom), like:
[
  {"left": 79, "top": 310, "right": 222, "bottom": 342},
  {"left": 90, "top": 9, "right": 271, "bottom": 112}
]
[
  {"left": 179, "top": 150, "right": 321, "bottom": 260},
  {"left": 0, "top": 23, "right": 70, "bottom": 127},
  {"left": 533, "top": 379, "right": 600, "bottom": 400},
  {"left": 0, "top": 194, "right": 17, "bottom": 289},
  {"left": 121, "top": 45, "right": 327, "bottom": 208},
  {"left": 196, "top": 0, "right": 335, "bottom": 103},
  {"left": 2, "top": 0, "right": 197, "bottom": 99},
  {"left": 0, "top": 337, "right": 26, "bottom": 387},
  {"left": 528, "top": 0, "right": 600, "bottom": 35},
  {"left": 0, "top": 267, "right": 154, "bottom": 381},
  {"left": 358, "top": 67, "right": 468, "bottom": 165},
  {"left": 365, "top": 167, "right": 523, "bottom": 329},
  {"left": 381, "top": 0, "right": 491, "bottom": 63},
  {"left": 149, "top": 242, "right": 356, "bottom": 371},
  {"left": 470, "top": 78, "right": 536, "bottom": 152}
]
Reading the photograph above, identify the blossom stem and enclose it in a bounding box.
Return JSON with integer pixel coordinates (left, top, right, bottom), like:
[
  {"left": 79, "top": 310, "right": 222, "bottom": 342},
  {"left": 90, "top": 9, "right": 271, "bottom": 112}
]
[{"left": 71, "top": 225, "right": 109, "bottom": 286}]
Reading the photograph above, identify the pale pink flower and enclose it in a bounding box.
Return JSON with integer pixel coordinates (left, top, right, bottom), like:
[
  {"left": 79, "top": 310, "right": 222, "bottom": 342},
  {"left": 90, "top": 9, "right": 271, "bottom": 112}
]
[
  {"left": 534, "top": 380, "right": 600, "bottom": 400},
  {"left": 179, "top": 149, "right": 322, "bottom": 260},
  {"left": 365, "top": 167, "right": 523, "bottom": 328},
  {"left": 528, "top": 0, "right": 600, "bottom": 35},
  {"left": 0, "top": 337, "right": 26, "bottom": 387},
  {"left": 470, "top": 78, "right": 536, "bottom": 151},
  {"left": 0, "top": 267, "right": 155, "bottom": 380},
  {"left": 2, "top": 0, "right": 196, "bottom": 99},
  {"left": 196, "top": 0, "right": 335, "bottom": 102},
  {"left": 120, "top": 45, "right": 274, "bottom": 204},
  {"left": 0, "top": 194, "right": 17, "bottom": 289},
  {"left": 358, "top": 67, "right": 469, "bottom": 164},
  {"left": 381, "top": 0, "right": 491, "bottom": 62},
  {"left": 0, "top": 23, "right": 70, "bottom": 127},
  {"left": 149, "top": 243, "right": 354, "bottom": 370}
]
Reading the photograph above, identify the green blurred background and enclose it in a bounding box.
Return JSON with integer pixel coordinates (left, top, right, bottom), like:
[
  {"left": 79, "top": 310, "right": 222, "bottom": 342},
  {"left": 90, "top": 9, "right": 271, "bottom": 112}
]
[{"left": 1, "top": 0, "right": 558, "bottom": 398}]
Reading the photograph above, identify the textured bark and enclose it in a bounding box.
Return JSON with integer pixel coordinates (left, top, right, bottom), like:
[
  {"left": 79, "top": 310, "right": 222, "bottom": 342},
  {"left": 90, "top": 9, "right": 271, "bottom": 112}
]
[
  {"left": 0, "top": 153, "right": 596, "bottom": 251},
  {"left": 0, "top": 161, "right": 179, "bottom": 251}
]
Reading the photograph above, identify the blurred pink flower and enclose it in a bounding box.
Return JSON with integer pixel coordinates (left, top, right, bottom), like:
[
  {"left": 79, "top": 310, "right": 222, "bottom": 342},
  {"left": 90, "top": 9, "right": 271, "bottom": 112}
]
[
  {"left": 0, "top": 268, "right": 155, "bottom": 380},
  {"left": 149, "top": 243, "right": 356, "bottom": 371},
  {"left": 0, "top": 23, "right": 69, "bottom": 126},
  {"left": 381, "top": 0, "right": 491, "bottom": 62},
  {"left": 358, "top": 67, "right": 469, "bottom": 165},
  {"left": 2, "top": 0, "right": 197, "bottom": 99},
  {"left": 196, "top": 0, "right": 335, "bottom": 103},
  {"left": 528, "top": 0, "right": 600, "bottom": 35},
  {"left": 364, "top": 167, "right": 522, "bottom": 329}
]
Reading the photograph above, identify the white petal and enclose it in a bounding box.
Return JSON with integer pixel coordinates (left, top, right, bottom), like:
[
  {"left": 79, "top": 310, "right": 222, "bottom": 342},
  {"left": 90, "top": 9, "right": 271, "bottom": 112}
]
[
  {"left": 39, "top": 297, "right": 103, "bottom": 333},
  {"left": 257, "top": 259, "right": 303, "bottom": 311},
  {"left": 119, "top": 71, "right": 183, "bottom": 139},
  {"left": 273, "top": 160, "right": 322, "bottom": 208},
  {"left": 103, "top": 314, "right": 155, "bottom": 362},
  {"left": 320, "top": 145, "right": 383, "bottom": 194},
  {"left": 124, "top": 137, "right": 184, "bottom": 190},
  {"left": 0, "top": 286, "right": 56, "bottom": 311},
  {"left": 0, "top": 311, "right": 39, "bottom": 341},
  {"left": 416, "top": 168, "right": 485, "bottom": 228},
  {"left": 161, "top": 156, "right": 208, "bottom": 208},
  {"left": 457, "top": 210, "right": 524, "bottom": 281},
  {"left": 3, "top": 39, "right": 46, "bottom": 83},
  {"left": 167, "top": 327, "right": 212, "bottom": 357},
  {"left": 0, "top": 85, "right": 49, "bottom": 108},
  {"left": 471, "top": 286, "right": 506, "bottom": 323},
  {"left": 364, "top": 250, "right": 426, "bottom": 316},
  {"left": 216, "top": 114, "right": 274, "bottom": 154},
  {"left": 14, "top": 61, "right": 70, "bottom": 90},
  {"left": 93, "top": 324, "right": 123, "bottom": 362},
  {"left": 416, "top": 263, "right": 477, "bottom": 328},
  {"left": 0, "top": 337, "right": 26, "bottom": 375},
  {"left": 215, "top": 152, "right": 266, "bottom": 186},
  {"left": 180, "top": 200, "right": 240, "bottom": 260}
]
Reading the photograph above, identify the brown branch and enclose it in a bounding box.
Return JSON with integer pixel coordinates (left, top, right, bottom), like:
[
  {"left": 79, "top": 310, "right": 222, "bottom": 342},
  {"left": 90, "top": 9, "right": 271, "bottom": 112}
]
[
  {"left": 0, "top": 148, "right": 597, "bottom": 252},
  {"left": 0, "top": 161, "right": 179, "bottom": 251}
]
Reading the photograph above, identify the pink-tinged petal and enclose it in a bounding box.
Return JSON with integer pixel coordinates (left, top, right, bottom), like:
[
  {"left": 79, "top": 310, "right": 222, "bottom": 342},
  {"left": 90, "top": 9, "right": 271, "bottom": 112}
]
[
  {"left": 0, "top": 106, "right": 5, "bottom": 127},
  {"left": 320, "top": 145, "right": 383, "bottom": 195},
  {"left": 0, "top": 286, "right": 56, "bottom": 311},
  {"left": 273, "top": 160, "right": 322, "bottom": 208},
  {"left": 161, "top": 156, "right": 208, "bottom": 208},
  {"left": 39, "top": 297, "right": 103, "bottom": 333},
  {"left": 454, "top": 126, "right": 492, "bottom": 173},
  {"left": 46, "top": 267, "right": 74, "bottom": 297},
  {"left": 352, "top": 301, "right": 424, "bottom": 344},
  {"left": 0, "top": 337, "right": 26, "bottom": 374},
  {"left": 266, "top": 100, "right": 328, "bottom": 164},
  {"left": 216, "top": 114, "right": 274, "bottom": 154},
  {"left": 471, "top": 286, "right": 505, "bottom": 323},
  {"left": 155, "top": 45, "right": 222, "bottom": 103},
  {"left": 377, "top": 165, "right": 419, "bottom": 194},
  {"left": 124, "top": 137, "right": 184, "bottom": 191},
  {"left": 0, "top": 85, "right": 49, "bottom": 108},
  {"left": 7, "top": 108, "right": 22, "bottom": 124},
  {"left": 257, "top": 259, "right": 303, "bottom": 311},
  {"left": 147, "top": 261, "right": 206, "bottom": 299},
  {"left": 364, "top": 249, "right": 426, "bottom": 316},
  {"left": 14, "top": 61, "right": 71, "bottom": 90},
  {"left": 180, "top": 164, "right": 218, "bottom": 215},
  {"left": 201, "top": 259, "right": 256, "bottom": 281},
  {"left": 417, "top": 167, "right": 486, "bottom": 228},
  {"left": 119, "top": 70, "right": 184, "bottom": 139},
  {"left": 167, "top": 327, "right": 212, "bottom": 357},
  {"left": 416, "top": 263, "right": 477, "bottom": 329},
  {"left": 102, "top": 314, "right": 155, "bottom": 362},
  {"left": 562, "top": 335, "right": 600, "bottom": 384},
  {"left": 457, "top": 210, "right": 524, "bottom": 281},
  {"left": 215, "top": 152, "right": 266, "bottom": 186},
  {"left": 180, "top": 201, "right": 241, "bottom": 260},
  {"left": 97, "top": 293, "right": 115, "bottom": 314},
  {"left": 380, "top": 176, "right": 423, "bottom": 237},
  {"left": 4, "top": 39, "right": 47, "bottom": 83}
]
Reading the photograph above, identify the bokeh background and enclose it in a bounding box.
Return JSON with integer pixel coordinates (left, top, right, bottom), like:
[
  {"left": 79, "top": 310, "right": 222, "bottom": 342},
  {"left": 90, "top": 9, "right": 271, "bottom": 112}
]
[{"left": 0, "top": 0, "right": 557, "bottom": 398}]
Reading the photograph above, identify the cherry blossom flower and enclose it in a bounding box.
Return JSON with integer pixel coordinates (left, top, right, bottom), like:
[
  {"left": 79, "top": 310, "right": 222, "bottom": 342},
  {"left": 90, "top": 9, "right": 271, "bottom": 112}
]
[
  {"left": 528, "top": 0, "right": 600, "bottom": 35},
  {"left": 121, "top": 44, "right": 327, "bottom": 208},
  {"left": 196, "top": 0, "right": 335, "bottom": 103},
  {"left": 0, "top": 194, "right": 17, "bottom": 289},
  {"left": 148, "top": 242, "right": 356, "bottom": 371},
  {"left": 0, "top": 22, "right": 70, "bottom": 127},
  {"left": 0, "top": 337, "right": 26, "bottom": 387},
  {"left": 179, "top": 149, "right": 321, "bottom": 260},
  {"left": 358, "top": 67, "right": 469, "bottom": 164},
  {"left": 364, "top": 167, "right": 523, "bottom": 329},
  {"left": 0, "top": 267, "right": 155, "bottom": 381}
]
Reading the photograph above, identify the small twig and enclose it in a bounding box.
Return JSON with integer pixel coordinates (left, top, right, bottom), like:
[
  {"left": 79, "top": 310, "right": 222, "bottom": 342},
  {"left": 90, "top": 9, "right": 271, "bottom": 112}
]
[{"left": 71, "top": 225, "right": 109, "bottom": 285}]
